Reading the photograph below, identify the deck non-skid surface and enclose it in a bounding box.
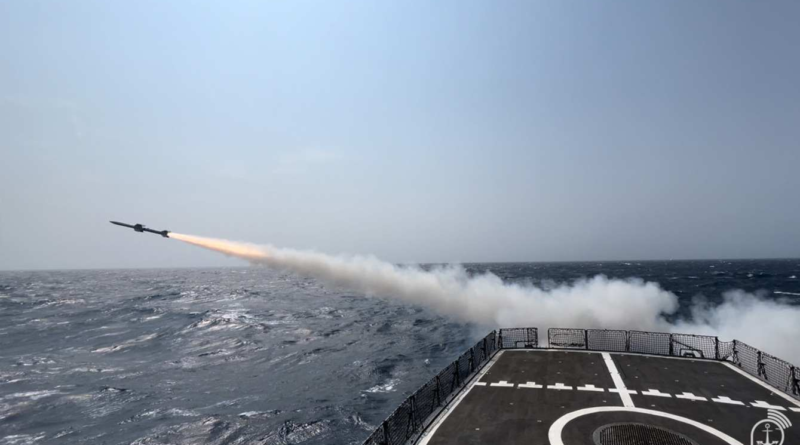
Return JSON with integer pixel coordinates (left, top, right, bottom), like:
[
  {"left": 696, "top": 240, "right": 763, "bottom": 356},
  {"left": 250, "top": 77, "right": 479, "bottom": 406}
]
[{"left": 422, "top": 350, "right": 800, "bottom": 445}]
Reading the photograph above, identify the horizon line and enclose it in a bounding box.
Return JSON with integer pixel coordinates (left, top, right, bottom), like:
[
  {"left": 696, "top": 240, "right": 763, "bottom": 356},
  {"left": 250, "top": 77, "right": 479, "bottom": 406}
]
[{"left": 1, "top": 256, "right": 799, "bottom": 273}]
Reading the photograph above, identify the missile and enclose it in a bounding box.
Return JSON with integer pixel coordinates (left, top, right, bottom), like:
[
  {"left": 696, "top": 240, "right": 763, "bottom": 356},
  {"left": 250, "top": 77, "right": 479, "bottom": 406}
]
[{"left": 110, "top": 221, "right": 170, "bottom": 238}]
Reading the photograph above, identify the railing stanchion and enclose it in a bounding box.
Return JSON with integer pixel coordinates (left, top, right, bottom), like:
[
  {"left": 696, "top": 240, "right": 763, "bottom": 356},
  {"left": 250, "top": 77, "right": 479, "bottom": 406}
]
[
  {"left": 382, "top": 421, "right": 390, "bottom": 445},
  {"left": 584, "top": 330, "right": 589, "bottom": 350},
  {"left": 757, "top": 350, "right": 767, "bottom": 380},
  {"left": 669, "top": 334, "right": 674, "bottom": 356},
  {"left": 715, "top": 337, "right": 720, "bottom": 360},
  {"left": 469, "top": 348, "right": 475, "bottom": 373},
  {"left": 408, "top": 395, "right": 417, "bottom": 438},
  {"left": 435, "top": 375, "right": 442, "bottom": 406}
]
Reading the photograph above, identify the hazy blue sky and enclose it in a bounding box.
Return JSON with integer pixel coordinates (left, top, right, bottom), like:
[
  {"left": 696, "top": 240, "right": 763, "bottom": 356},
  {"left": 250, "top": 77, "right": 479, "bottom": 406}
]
[{"left": 2, "top": 1, "right": 799, "bottom": 270}]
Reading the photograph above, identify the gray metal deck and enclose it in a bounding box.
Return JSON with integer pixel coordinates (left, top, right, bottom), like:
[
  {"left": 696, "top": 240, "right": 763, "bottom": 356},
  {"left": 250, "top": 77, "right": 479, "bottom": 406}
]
[{"left": 418, "top": 350, "right": 800, "bottom": 445}]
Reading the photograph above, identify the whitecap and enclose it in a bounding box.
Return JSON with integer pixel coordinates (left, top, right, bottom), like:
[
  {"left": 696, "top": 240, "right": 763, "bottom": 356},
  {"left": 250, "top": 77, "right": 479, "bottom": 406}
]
[
  {"left": 0, "top": 433, "right": 46, "bottom": 444},
  {"left": 67, "top": 367, "right": 123, "bottom": 374},
  {"left": 136, "top": 408, "right": 199, "bottom": 419},
  {"left": 166, "top": 408, "right": 199, "bottom": 417},
  {"left": 3, "top": 390, "right": 61, "bottom": 401},
  {"left": 238, "top": 410, "right": 282, "bottom": 419},
  {"left": 92, "top": 333, "right": 157, "bottom": 353},
  {"left": 364, "top": 378, "right": 400, "bottom": 393}
]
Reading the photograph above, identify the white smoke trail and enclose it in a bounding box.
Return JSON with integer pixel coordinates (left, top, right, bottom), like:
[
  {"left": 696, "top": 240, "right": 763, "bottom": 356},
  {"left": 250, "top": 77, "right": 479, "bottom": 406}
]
[{"left": 170, "top": 233, "right": 800, "bottom": 362}]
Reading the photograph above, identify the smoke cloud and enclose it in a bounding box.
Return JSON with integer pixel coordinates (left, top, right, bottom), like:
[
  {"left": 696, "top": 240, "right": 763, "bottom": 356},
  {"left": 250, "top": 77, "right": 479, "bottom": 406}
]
[{"left": 170, "top": 233, "right": 800, "bottom": 363}]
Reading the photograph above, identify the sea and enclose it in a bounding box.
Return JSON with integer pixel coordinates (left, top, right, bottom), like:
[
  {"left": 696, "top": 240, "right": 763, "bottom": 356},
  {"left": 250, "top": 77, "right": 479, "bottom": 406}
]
[{"left": 1, "top": 260, "right": 799, "bottom": 445}]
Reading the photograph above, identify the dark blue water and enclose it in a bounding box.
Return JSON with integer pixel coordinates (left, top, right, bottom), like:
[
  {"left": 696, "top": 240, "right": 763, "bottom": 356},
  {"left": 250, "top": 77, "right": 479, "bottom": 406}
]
[{"left": 1, "top": 260, "right": 798, "bottom": 444}]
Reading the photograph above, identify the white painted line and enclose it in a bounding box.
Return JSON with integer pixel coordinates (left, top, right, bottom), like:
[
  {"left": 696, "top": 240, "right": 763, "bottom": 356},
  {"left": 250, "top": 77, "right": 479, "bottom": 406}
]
[
  {"left": 490, "top": 380, "right": 514, "bottom": 387},
  {"left": 642, "top": 389, "right": 672, "bottom": 398},
  {"left": 751, "top": 400, "right": 786, "bottom": 410},
  {"left": 548, "top": 407, "right": 743, "bottom": 445},
  {"left": 577, "top": 384, "right": 604, "bottom": 392},
  {"left": 547, "top": 383, "right": 573, "bottom": 390},
  {"left": 519, "top": 381, "right": 543, "bottom": 389},
  {"left": 790, "top": 407, "right": 800, "bottom": 413},
  {"left": 722, "top": 361, "right": 800, "bottom": 408},
  {"left": 417, "top": 351, "right": 503, "bottom": 445},
  {"left": 602, "top": 352, "right": 635, "bottom": 407},
  {"left": 474, "top": 382, "right": 486, "bottom": 386},
  {"left": 712, "top": 396, "right": 745, "bottom": 406},
  {"left": 675, "top": 392, "right": 707, "bottom": 402},
  {"left": 609, "top": 388, "right": 638, "bottom": 395}
]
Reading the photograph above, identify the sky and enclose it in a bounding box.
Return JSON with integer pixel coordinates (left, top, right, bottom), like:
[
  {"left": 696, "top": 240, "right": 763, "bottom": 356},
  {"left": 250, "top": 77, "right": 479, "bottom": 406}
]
[{"left": 1, "top": 0, "right": 799, "bottom": 270}]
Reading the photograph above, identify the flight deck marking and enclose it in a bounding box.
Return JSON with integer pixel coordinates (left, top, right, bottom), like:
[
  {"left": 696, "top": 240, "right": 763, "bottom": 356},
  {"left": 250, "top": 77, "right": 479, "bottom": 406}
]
[
  {"left": 751, "top": 400, "right": 786, "bottom": 410},
  {"left": 548, "top": 407, "right": 743, "bottom": 445},
  {"left": 609, "top": 388, "right": 638, "bottom": 395},
  {"left": 642, "top": 389, "right": 672, "bottom": 398},
  {"left": 476, "top": 380, "right": 798, "bottom": 414},
  {"left": 602, "top": 353, "right": 635, "bottom": 407},
  {"left": 722, "top": 361, "right": 800, "bottom": 409},
  {"left": 675, "top": 392, "right": 707, "bottom": 401},
  {"left": 713, "top": 396, "right": 745, "bottom": 405}
]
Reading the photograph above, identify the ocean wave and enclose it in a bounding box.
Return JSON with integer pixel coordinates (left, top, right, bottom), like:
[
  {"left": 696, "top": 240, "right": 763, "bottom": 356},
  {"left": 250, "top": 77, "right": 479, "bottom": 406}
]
[
  {"left": 3, "top": 263, "right": 799, "bottom": 444},
  {"left": 128, "top": 416, "right": 244, "bottom": 445},
  {"left": 2, "top": 390, "right": 61, "bottom": 401},
  {"left": 184, "top": 309, "right": 260, "bottom": 332},
  {"left": 92, "top": 333, "right": 158, "bottom": 353},
  {"left": 0, "top": 433, "right": 47, "bottom": 445},
  {"left": 238, "top": 409, "right": 283, "bottom": 419},
  {"left": 260, "top": 419, "right": 334, "bottom": 445},
  {"left": 363, "top": 378, "right": 400, "bottom": 394}
]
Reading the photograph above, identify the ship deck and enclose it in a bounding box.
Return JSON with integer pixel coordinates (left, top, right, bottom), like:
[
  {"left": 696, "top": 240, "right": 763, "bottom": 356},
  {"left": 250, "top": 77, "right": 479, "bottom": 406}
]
[{"left": 418, "top": 349, "right": 800, "bottom": 445}]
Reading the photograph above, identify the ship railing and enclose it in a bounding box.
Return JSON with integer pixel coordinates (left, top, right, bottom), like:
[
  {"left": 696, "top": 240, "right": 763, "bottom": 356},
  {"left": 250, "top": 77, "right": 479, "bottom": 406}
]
[
  {"left": 362, "top": 327, "right": 800, "bottom": 445},
  {"left": 535, "top": 327, "right": 797, "bottom": 400},
  {"left": 542, "top": 328, "right": 726, "bottom": 359},
  {"left": 362, "top": 330, "right": 499, "bottom": 445}
]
